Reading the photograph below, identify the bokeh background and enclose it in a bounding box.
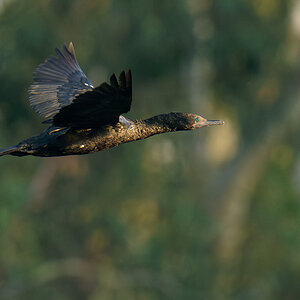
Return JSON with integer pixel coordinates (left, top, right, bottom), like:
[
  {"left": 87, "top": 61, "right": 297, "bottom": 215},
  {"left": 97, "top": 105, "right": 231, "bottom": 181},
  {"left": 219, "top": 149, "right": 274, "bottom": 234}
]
[{"left": 1, "top": 0, "right": 300, "bottom": 299}]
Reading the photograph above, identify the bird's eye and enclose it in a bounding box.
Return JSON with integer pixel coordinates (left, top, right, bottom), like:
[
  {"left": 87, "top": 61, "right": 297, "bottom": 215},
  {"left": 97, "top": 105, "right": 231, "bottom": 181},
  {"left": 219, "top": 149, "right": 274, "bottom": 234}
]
[{"left": 196, "top": 117, "right": 200, "bottom": 122}]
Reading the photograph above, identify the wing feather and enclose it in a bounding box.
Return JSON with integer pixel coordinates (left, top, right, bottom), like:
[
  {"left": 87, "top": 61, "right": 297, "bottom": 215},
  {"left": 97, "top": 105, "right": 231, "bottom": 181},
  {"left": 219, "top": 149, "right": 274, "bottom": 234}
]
[
  {"left": 29, "top": 42, "right": 132, "bottom": 129},
  {"left": 29, "top": 42, "right": 94, "bottom": 121},
  {"left": 51, "top": 70, "right": 132, "bottom": 128}
]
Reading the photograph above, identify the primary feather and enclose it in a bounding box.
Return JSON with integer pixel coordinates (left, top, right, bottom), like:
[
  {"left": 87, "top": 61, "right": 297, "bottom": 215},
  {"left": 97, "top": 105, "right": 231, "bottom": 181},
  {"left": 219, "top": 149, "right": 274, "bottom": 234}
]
[{"left": 29, "top": 42, "right": 94, "bottom": 122}]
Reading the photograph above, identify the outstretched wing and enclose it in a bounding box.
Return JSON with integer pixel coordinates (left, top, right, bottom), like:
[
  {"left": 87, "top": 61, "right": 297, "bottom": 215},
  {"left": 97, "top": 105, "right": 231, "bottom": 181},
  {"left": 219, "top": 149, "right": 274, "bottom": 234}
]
[
  {"left": 29, "top": 42, "right": 94, "bottom": 122},
  {"left": 51, "top": 70, "right": 132, "bottom": 128}
]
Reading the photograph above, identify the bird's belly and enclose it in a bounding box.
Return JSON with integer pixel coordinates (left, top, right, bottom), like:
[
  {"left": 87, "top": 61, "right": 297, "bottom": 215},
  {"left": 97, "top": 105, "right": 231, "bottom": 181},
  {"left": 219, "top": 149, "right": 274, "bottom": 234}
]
[
  {"left": 26, "top": 126, "right": 130, "bottom": 157},
  {"left": 48, "top": 129, "right": 121, "bottom": 156}
]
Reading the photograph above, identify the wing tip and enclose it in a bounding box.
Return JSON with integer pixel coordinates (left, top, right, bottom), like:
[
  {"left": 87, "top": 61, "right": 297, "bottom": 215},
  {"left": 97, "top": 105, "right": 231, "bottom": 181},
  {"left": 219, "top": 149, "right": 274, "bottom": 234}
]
[
  {"left": 64, "top": 41, "right": 76, "bottom": 59},
  {"left": 110, "top": 73, "right": 119, "bottom": 88},
  {"left": 68, "top": 42, "right": 75, "bottom": 54},
  {"left": 54, "top": 42, "right": 77, "bottom": 63},
  {"left": 125, "top": 70, "right": 132, "bottom": 89}
]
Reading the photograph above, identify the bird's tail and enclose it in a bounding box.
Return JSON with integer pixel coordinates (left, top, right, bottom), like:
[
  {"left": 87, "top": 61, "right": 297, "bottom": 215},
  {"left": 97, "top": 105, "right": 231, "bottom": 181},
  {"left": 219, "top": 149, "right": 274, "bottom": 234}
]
[{"left": 0, "top": 145, "right": 19, "bottom": 157}]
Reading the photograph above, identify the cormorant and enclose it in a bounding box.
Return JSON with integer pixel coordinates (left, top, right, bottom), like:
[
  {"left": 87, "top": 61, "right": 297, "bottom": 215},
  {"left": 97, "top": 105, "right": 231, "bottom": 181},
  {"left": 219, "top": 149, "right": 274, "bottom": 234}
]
[{"left": 0, "top": 43, "right": 223, "bottom": 157}]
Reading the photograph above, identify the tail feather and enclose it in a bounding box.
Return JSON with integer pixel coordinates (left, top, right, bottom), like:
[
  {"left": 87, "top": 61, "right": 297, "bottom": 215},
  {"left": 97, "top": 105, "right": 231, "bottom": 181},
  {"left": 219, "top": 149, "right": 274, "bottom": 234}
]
[{"left": 0, "top": 145, "right": 19, "bottom": 157}]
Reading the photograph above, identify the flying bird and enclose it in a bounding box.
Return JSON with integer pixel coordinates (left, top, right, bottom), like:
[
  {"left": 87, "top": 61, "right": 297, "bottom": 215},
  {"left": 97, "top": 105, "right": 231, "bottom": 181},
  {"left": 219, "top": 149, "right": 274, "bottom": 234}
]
[{"left": 0, "top": 43, "right": 223, "bottom": 157}]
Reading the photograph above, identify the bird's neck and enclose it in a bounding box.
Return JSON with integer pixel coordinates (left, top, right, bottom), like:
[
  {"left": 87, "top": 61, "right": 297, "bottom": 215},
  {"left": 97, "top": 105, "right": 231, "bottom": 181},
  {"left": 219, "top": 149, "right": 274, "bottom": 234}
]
[
  {"left": 116, "top": 113, "right": 190, "bottom": 144},
  {"left": 140, "top": 113, "right": 188, "bottom": 134}
]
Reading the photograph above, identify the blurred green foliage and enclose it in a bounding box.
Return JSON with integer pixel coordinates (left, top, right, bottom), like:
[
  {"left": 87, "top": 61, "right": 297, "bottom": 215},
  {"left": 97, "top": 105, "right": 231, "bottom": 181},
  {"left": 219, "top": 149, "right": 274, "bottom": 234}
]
[{"left": 1, "top": 0, "right": 300, "bottom": 299}]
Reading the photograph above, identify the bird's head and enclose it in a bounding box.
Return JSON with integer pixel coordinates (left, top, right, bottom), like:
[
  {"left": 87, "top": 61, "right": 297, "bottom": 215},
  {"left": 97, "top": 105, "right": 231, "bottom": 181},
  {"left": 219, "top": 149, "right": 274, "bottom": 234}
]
[
  {"left": 167, "top": 112, "right": 224, "bottom": 131},
  {"left": 189, "top": 113, "right": 224, "bottom": 129}
]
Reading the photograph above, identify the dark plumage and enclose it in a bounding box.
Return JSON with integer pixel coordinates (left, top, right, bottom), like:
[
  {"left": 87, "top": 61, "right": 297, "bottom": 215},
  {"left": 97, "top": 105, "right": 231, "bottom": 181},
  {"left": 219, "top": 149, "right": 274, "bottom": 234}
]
[{"left": 0, "top": 43, "right": 223, "bottom": 157}]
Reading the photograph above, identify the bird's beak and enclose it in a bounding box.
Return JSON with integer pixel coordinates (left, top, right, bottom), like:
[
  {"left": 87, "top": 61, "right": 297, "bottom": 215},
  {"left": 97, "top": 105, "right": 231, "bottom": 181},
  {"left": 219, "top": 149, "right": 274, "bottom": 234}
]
[
  {"left": 203, "top": 119, "right": 224, "bottom": 126},
  {"left": 194, "top": 118, "right": 224, "bottom": 128}
]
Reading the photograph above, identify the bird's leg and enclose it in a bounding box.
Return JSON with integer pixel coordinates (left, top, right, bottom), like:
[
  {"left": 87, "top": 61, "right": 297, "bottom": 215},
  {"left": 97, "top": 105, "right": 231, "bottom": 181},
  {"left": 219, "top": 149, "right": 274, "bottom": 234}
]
[{"left": 119, "top": 115, "right": 134, "bottom": 129}]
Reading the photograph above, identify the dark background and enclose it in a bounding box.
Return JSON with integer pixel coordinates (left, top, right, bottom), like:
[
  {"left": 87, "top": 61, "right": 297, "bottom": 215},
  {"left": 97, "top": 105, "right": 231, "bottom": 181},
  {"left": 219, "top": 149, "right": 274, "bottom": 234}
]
[{"left": 1, "top": 0, "right": 300, "bottom": 299}]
